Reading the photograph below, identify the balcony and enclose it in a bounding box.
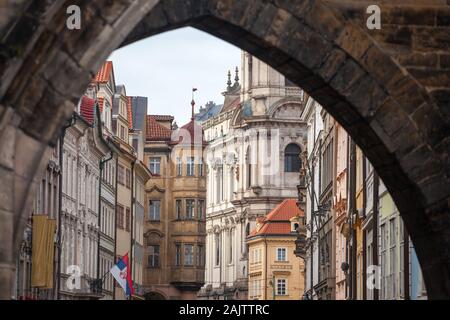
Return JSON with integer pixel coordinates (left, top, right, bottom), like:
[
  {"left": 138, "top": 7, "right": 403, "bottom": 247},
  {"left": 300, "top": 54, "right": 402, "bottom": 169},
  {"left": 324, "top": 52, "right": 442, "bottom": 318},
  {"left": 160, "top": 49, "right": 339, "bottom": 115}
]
[{"left": 170, "top": 267, "right": 205, "bottom": 291}]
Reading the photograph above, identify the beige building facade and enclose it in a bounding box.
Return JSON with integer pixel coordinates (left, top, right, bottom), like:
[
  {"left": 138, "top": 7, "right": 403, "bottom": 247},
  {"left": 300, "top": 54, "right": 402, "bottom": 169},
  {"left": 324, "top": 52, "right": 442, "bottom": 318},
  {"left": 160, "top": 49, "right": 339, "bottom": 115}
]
[{"left": 143, "top": 112, "right": 206, "bottom": 300}]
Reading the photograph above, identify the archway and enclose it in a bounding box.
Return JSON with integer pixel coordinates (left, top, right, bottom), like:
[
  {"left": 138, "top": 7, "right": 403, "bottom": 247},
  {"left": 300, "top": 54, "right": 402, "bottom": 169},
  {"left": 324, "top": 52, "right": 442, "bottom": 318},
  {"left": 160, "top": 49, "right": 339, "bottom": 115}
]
[
  {"left": 144, "top": 291, "right": 167, "bottom": 300},
  {"left": 0, "top": 0, "right": 449, "bottom": 299}
]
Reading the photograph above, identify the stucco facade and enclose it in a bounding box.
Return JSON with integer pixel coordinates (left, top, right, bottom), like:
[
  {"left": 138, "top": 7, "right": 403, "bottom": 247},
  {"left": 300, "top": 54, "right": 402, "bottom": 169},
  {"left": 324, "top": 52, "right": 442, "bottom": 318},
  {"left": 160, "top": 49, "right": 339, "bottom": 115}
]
[
  {"left": 247, "top": 199, "right": 305, "bottom": 300},
  {"left": 143, "top": 113, "right": 206, "bottom": 300}
]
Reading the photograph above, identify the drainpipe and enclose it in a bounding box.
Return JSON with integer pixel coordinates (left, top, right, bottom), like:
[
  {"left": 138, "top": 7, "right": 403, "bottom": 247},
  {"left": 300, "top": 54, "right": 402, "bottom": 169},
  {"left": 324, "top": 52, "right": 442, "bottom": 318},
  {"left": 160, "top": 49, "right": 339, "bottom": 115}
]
[
  {"left": 362, "top": 156, "right": 367, "bottom": 300},
  {"left": 129, "top": 160, "right": 135, "bottom": 297},
  {"left": 56, "top": 113, "right": 76, "bottom": 300},
  {"left": 404, "top": 225, "right": 410, "bottom": 300},
  {"left": 349, "top": 138, "right": 357, "bottom": 300},
  {"left": 113, "top": 156, "right": 118, "bottom": 300},
  {"left": 96, "top": 151, "right": 113, "bottom": 291},
  {"left": 372, "top": 172, "right": 379, "bottom": 300}
]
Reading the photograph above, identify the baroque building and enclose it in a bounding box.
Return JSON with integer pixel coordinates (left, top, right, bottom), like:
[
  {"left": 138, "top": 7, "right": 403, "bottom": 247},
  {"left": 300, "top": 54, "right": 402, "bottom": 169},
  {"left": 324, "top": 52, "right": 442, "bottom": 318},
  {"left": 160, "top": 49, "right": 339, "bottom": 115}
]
[
  {"left": 198, "top": 52, "right": 307, "bottom": 300},
  {"left": 143, "top": 108, "right": 206, "bottom": 300}
]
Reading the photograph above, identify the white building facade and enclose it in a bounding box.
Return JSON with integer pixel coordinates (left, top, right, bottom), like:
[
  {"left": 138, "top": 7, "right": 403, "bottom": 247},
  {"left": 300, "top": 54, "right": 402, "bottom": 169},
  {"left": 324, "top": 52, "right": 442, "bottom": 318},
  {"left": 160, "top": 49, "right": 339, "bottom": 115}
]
[
  {"left": 199, "top": 52, "right": 307, "bottom": 300},
  {"left": 302, "top": 98, "right": 323, "bottom": 300},
  {"left": 59, "top": 110, "right": 109, "bottom": 300}
]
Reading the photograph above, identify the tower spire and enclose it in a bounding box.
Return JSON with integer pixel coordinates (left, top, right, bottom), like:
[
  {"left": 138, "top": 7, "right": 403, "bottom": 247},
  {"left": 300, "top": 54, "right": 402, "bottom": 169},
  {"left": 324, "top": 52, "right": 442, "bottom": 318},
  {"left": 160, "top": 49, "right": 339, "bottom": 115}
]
[
  {"left": 234, "top": 66, "right": 239, "bottom": 85},
  {"left": 227, "top": 70, "right": 232, "bottom": 90}
]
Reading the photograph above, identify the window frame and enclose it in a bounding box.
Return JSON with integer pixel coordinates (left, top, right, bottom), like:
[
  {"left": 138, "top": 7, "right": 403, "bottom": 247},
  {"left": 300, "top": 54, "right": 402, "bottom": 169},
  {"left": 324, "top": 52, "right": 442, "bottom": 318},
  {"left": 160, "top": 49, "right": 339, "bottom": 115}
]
[{"left": 149, "top": 199, "right": 161, "bottom": 221}]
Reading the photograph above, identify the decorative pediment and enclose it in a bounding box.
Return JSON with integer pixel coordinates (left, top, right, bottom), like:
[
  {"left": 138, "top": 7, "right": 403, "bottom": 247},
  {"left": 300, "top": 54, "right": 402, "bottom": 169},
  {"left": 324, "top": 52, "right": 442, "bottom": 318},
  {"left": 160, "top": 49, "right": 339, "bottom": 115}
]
[
  {"left": 144, "top": 229, "right": 165, "bottom": 243},
  {"left": 269, "top": 98, "right": 305, "bottom": 119},
  {"left": 147, "top": 184, "right": 165, "bottom": 193}
]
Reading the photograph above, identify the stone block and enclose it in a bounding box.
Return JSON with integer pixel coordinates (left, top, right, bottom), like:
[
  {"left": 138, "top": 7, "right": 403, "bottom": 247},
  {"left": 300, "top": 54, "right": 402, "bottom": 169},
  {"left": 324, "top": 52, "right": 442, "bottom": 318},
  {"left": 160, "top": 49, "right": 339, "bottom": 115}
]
[
  {"left": 0, "top": 209, "right": 13, "bottom": 264},
  {"left": 0, "top": 167, "right": 14, "bottom": 212},
  {"left": 329, "top": 58, "right": 366, "bottom": 96},
  {"left": 336, "top": 23, "right": 372, "bottom": 59},
  {"left": 249, "top": 2, "right": 278, "bottom": 40},
  {"left": 408, "top": 67, "right": 450, "bottom": 88},
  {"left": 315, "top": 48, "right": 346, "bottom": 82},
  {"left": 0, "top": 124, "right": 16, "bottom": 170}
]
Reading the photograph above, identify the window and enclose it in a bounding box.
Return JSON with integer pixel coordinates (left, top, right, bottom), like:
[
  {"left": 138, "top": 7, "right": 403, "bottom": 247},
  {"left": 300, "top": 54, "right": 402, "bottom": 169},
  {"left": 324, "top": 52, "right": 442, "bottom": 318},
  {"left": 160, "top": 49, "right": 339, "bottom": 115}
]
[
  {"left": 184, "top": 244, "right": 194, "bottom": 266},
  {"left": 276, "top": 279, "right": 287, "bottom": 295},
  {"left": 120, "top": 125, "right": 125, "bottom": 141},
  {"left": 149, "top": 200, "right": 160, "bottom": 221},
  {"left": 277, "top": 248, "right": 287, "bottom": 261},
  {"left": 149, "top": 157, "right": 161, "bottom": 175},
  {"left": 186, "top": 199, "right": 195, "bottom": 220},
  {"left": 380, "top": 224, "right": 386, "bottom": 299},
  {"left": 197, "top": 200, "right": 204, "bottom": 220},
  {"left": 229, "top": 168, "right": 235, "bottom": 199},
  {"left": 198, "top": 158, "right": 203, "bottom": 176},
  {"left": 118, "top": 165, "right": 125, "bottom": 185},
  {"left": 215, "top": 233, "right": 220, "bottom": 266},
  {"left": 117, "top": 205, "right": 124, "bottom": 229},
  {"left": 177, "top": 157, "right": 182, "bottom": 176},
  {"left": 321, "top": 141, "right": 334, "bottom": 192},
  {"left": 284, "top": 143, "right": 301, "bottom": 172},
  {"left": 148, "top": 245, "right": 159, "bottom": 268},
  {"left": 389, "top": 218, "right": 397, "bottom": 299},
  {"left": 125, "top": 168, "right": 131, "bottom": 188},
  {"left": 228, "top": 229, "right": 233, "bottom": 264},
  {"left": 125, "top": 207, "right": 131, "bottom": 231},
  {"left": 197, "top": 245, "right": 204, "bottom": 267},
  {"left": 175, "top": 200, "right": 182, "bottom": 220},
  {"left": 187, "top": 157, "right": 195, "bottom": 176},
  {"left": 175, "top": 244, "right": 181, "bottom": 266}
]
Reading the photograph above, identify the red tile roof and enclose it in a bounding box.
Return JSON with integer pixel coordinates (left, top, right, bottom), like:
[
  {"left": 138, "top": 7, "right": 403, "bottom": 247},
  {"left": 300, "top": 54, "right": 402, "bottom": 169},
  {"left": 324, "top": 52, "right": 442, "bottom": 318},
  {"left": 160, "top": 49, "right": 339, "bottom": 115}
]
[
  {"left": 146, "top": 115, "right": 172, "bottom": 141},
  {"left": 148, "top": 115, "right": 174, "bottom": 121},
  {"left": 127, "top": 96, "right": 133, "bottom": 129},
  {"left": 249, "top": 199, "right": 304, "bottom": 237},
  {"left": 95, "top": 61, "right": 113, "bottom": 83},
  {"left": 170, "top": 119, "right": 205, "bottom": 146},
  {"left": 79, "top": 95, "right": 96, "bottom": 125}
]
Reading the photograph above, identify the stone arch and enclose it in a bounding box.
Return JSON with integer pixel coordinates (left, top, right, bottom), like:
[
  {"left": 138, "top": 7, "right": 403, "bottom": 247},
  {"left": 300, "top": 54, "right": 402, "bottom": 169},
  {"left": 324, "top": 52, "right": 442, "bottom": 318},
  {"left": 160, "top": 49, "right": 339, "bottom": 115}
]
[
  {"left": 0, "top": 0, "right": 449, "bottom": 298},
  {"left": 144, "top": 290, "right": 167, "bottom": 300}
]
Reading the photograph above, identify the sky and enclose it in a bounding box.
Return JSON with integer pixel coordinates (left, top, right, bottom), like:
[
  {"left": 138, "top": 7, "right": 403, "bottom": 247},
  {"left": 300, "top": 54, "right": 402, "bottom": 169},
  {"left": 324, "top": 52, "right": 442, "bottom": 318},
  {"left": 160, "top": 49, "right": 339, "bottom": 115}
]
[{"left": 108, "top": 27, "right": 241, "bottom": 126}]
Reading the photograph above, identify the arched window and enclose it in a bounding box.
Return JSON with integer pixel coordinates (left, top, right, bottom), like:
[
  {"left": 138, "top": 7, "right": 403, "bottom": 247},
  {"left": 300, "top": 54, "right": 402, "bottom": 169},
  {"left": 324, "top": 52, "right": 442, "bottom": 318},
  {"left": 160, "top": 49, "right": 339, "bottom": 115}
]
[{"left": 285, "top": 144, "right": 301, "bottom": 172}]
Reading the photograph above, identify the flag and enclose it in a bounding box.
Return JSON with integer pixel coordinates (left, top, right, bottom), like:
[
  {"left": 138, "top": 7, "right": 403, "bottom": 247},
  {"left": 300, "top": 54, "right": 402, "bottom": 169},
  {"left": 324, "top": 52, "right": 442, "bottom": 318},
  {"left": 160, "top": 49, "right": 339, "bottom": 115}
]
[
  {"left": 110, "top": 253, "right": 134, "bottom": 296},
  {"left": 192, "top": 88, "right": 197, "bottom": 92}
]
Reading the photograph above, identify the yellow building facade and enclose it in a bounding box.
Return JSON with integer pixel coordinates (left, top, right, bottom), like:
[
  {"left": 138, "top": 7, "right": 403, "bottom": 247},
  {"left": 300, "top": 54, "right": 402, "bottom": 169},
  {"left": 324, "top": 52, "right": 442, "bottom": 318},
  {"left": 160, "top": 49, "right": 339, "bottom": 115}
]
[{"left": 247, "top": 199, "right": 305, "bottom": 300}]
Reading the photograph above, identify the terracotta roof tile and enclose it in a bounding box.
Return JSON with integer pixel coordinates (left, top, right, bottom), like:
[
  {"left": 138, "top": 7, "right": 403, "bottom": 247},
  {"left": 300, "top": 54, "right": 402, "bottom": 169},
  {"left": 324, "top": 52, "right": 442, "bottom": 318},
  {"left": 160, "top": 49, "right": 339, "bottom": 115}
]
[
  {"left": 146, "top": 115, "right": 172, "bottom": 141},
  {"left": 248, "top": 199, "right": 304, "bottom": 237},
  {"left": 95, "top": 61, "right": 113, "bottom": 83},
  {"left": 79, "top": 96, "right": 96, "bottom": 125}
]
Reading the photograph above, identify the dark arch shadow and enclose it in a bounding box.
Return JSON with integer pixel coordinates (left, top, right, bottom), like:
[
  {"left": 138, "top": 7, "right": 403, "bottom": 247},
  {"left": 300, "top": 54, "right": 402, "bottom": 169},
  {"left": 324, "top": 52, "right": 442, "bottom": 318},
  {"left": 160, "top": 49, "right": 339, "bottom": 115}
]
[{"left": 0, "top": 0, "right": 448, "bottom": 299}]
